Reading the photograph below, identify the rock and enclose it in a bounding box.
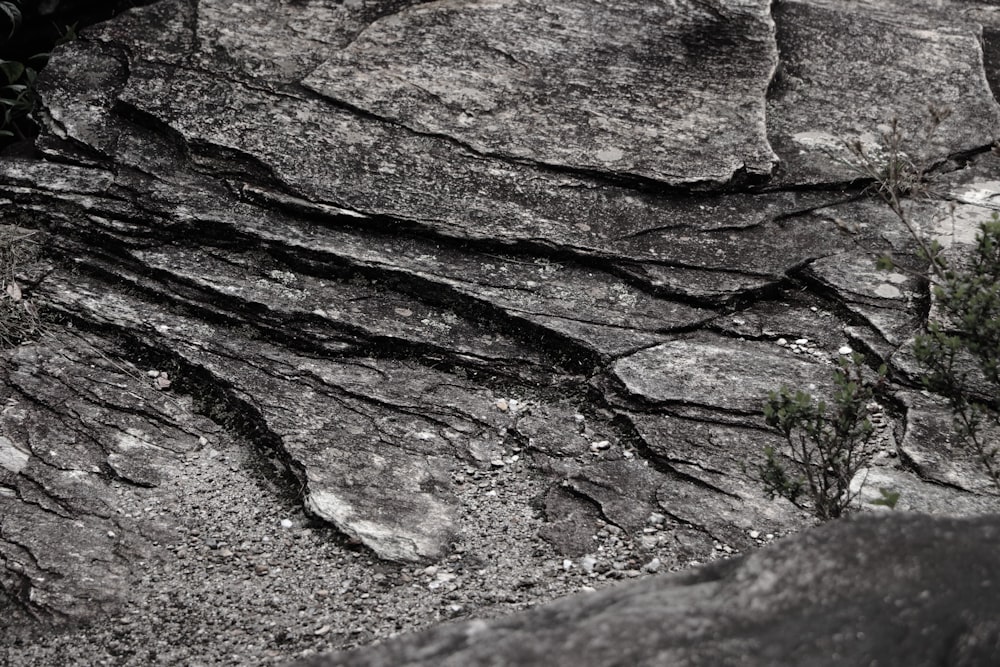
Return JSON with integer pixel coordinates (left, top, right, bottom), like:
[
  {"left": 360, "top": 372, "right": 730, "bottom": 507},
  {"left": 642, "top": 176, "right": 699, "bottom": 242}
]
[
  {"left": 767, "top": 0, "right": 1000, "bottom": 186},
  {"left": 612, "top": 334, "right": 831, "bottom": 411},
  {"left": 2, "top": 0, "right": 1000, "bottom": 662},
  {"left": 304, "top": 0, "right": 780, "bottom": 186},
  {"left": 303, "top": 514, "right": 1000, "bottom": 667}
]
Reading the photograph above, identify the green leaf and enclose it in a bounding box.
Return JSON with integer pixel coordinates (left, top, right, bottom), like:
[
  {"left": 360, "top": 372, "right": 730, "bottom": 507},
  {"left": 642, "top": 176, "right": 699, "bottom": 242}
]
[
  {"left": 27, "top": 52, "right": 49, "bottom": 68},
  {"left": 875, "top": 254, "right": 895, "bottom": 271},
  {"left": 0, "top": 2, "right": 21, "bottom": 39},
  {"left": 0, "top": 60, "right": 24, "bottom": 85},
  {"left": 870, "top": 487, "right": 900, "bottom": 510}
]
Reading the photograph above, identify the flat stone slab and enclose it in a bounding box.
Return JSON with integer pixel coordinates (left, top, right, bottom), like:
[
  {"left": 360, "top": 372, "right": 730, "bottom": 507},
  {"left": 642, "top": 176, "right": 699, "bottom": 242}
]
[
  {"left": 768, "top": 0, "right": 1000, "bottom": 185},
  {"left": 304, "top": 0, "right": 779, "bottom": 186},
  {"left": 612, "top": 334, "right": 833, "bottom": 412}
]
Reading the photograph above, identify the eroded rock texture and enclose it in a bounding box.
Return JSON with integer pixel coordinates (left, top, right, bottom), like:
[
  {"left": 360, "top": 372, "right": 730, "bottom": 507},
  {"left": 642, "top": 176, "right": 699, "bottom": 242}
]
[
  {"left": 309, "top": 514, "right": 1000, "bottom": 667},
  {"left": 2, "top": 0, "right": 1000, "bottom": 663}
]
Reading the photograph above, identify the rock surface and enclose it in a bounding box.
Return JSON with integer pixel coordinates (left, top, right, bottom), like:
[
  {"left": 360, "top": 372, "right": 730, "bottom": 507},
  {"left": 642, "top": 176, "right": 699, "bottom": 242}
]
[
  {"left": 2, "top": 0, "right": 1000, "bottom": 665},
  {"left": 306, "top": 513, "right": 1000, "bottom": 667}
]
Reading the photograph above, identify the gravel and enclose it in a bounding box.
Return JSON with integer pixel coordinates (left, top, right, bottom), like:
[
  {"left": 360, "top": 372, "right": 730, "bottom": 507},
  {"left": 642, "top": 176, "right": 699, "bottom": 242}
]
[{"left": 1, "top": 424, "right": 737, "bottom": 666}]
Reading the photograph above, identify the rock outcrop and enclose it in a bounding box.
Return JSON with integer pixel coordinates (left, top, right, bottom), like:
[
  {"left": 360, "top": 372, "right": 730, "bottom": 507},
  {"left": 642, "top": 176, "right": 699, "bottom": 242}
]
[
  {"left": 306, "top": 513, "right": 1000, "bottom": 667},
  {"left": 2, "top": 0, "right": 1000, "bottom": 664}
]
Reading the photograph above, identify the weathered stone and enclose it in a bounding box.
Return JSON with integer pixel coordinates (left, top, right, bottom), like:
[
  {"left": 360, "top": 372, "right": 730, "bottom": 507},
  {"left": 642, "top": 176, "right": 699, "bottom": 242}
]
[
  {"left": 307, "top": 514, "right": 1000, "bottom": 667},
  {"left": 768, "top": 0, "right": 1000, "bottom": 186},
  {"left": 3, "top": 0, "right": 1000, "bottom": 662},
  {"left": 897, "top": 391, "right": 1000, "bottom": 496},
  {"left": 304, "top": 0, "right": 779, "bottom": 186},
  {"left": 537, "top": 487, "right": 603, "bottom": 557},
  {"left": 0, "top": 330, "right": 214, "bottom": 626},
  {"left": 612, "top": 334, "right": 832, "bottom": 412}
]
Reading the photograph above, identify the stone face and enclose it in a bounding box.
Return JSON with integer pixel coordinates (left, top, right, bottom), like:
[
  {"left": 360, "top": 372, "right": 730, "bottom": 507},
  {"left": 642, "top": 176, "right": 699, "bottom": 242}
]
[
  {"left": 3, "top": 0, "right": 1000, "bottom": 663},
  {"left": 612, "top": 334, "right": 831, "bottom": 411},
  {"left": 767, "top": 0, "right": 1000, "bottom": 186},
  {"left": 305, "top": 514, "right": 1000, "bottom": 667},
  {"left": 305, "top": 0, "right": 780, "bottom": 186}
]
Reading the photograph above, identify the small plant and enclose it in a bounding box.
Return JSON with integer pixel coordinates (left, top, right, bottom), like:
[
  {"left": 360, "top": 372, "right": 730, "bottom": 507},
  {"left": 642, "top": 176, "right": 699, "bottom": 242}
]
[
  {"left": 908, "top": 216, "right": 1000, "bottom": 491},
  {"left": 0, "top": 0, "right": 76, "bottom": 142},
  {"left": 848, "top": 110, "right": 1000, "bottom": 494},
  {"left": 759, "top": 353, "right": 887, "bottom": 520},
  {"left": 1, "top": 1, "right": 21, "bottom": 38}
]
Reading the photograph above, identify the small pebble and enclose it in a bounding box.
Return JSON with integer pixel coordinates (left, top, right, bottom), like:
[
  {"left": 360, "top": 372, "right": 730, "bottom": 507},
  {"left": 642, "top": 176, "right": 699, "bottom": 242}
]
[
  {"left": 146, "top": 370, "right": 160, "bottom": 378},
  {"left": 776, "top": 338, "right": 787, "bottom": 346},
  {"left": 643, "top": 558, "right": 661, "bottom": 573},
  {"left": 280, "top": 519, "right": 293, "bottom": 529},
  {"left": 795, "top": 338, "right": 809, "bottom": 346},
  {"left": 749, "top": 530, "right": 760, "bottom": 539},
  {"left": 495, "top": 399, "right": 508, "bottom": 412},
  {"left": 838, "top": 345, "right": 853, "bottom": 355}
]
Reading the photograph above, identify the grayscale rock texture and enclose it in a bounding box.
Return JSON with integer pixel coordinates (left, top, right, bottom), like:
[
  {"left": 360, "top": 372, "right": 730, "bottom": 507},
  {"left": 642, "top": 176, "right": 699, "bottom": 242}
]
[
  {"left": 1, "top": 0, "right": 1000, "bottom": 665},
  {"left": 307, "top": 513, "right": 1000, "bottom": 667}
]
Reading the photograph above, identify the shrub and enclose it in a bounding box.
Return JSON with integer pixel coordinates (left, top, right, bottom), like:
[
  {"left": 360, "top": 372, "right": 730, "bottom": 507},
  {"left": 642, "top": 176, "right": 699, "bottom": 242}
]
[
  {"left": 0, "top": 0, "right": 75, "bottom": 142},
  {"left": 759, "top": 353, "right": 887, "bottom": 520},
  {"left": 909, "top": 216, "right": 1000, "bottom": 490},
  {"left": 843, "top": 109, "right": 1000, "bottom": 494}
]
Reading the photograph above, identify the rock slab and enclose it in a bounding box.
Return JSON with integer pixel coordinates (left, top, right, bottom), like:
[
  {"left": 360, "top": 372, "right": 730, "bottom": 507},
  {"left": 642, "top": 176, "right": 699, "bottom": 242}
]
[{"left": 307, "top": 513, "right": 1000, "bottom": 667}]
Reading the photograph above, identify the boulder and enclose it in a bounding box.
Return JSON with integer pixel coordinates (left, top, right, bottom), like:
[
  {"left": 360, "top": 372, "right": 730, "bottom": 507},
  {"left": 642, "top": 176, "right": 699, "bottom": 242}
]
[{"left": 306, "top": 513, "right": 1000, "bottom": 667}]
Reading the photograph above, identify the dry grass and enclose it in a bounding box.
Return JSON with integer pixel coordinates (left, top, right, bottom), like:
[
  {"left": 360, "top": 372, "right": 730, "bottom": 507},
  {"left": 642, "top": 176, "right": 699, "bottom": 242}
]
[{"left": 0, "top": 223, "right": 42, "bottom": 348}]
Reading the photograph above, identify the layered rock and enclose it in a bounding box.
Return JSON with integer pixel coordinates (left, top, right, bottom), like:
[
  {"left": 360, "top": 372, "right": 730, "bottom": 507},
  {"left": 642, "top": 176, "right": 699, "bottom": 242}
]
[{"left": 2, "top": 0, "right": 1000, "bottom": 662}]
